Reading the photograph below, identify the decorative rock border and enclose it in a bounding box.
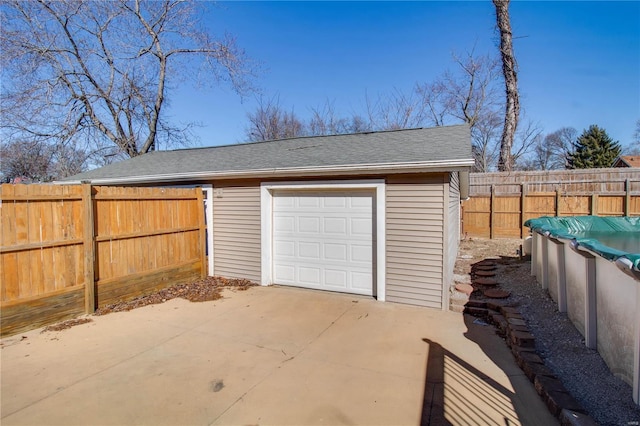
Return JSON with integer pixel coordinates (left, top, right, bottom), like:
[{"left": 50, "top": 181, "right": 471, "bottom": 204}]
[
  {"left": 473, "top": 270, "right": 496, "bottom": 278},
  {"left": 474, "top": 264, "right": 497, "bottom": 271},
  {"left": 464, "top": 300, "right": 598, "bottom": 425},
  {"left": 473, "top": 277, "right": 499, "bottom": 286},
  {"left": 483, "top": 288, "right": 511, "bottom": 299}
]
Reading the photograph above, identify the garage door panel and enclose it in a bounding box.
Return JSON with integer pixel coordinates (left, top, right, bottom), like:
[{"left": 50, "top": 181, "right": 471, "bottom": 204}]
[
  {"left": 272, "top": 190, "right": 373, "bottom": 296},
  {"left": 352, "top": 217, "right": 372, "bottom": 235},
  {"left": 351, "top": 272, "right": 372, "bottom": 291},
  {"left": 325, "top": 269, "right": 347, "bottom": 287},
  {"left": 298, "top": 197, "right": 321, "bottom": 208},
  {"left": 299, "top": 266, "right": 321, "bottom": 285},
  {"left": 274, "top": 196, "right": 295, "bottom": 208},
  {"left": 274, "top": 240, "right": 295, "bottom": 257},
  {"left": 298, "top": 242, "right": 320, "bottom": 259},
  {"left": 324, "top": 243, "right": 347, "bottom": 261},
  {"left": 351, "top": 196, "right": 372, "bottom": 208},
  {"left": 324, "top": 196, "right": 347, "bottom": 208},
  {"left": 274, "top": 264, "right": 295, "bottom": 282},
  {"left": 274, "top": 216, "right": 295, "bottom": 232},
  {"left": 351, "top": 244, "right": 372, "bottom": 263},
  {"left": 323, "top": 217, "right": 346, "bottom": 234},
  {"left": 298, "top": 216, "right": 320, "bottom": 233}
]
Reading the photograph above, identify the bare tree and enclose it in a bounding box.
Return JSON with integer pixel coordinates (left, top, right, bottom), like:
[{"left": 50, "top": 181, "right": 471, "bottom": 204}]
[
  {"left": 416, "top": 51, "right": 503, "bottom": 171},
  {"left": 511, "top": 119, "right": 543, "bottom": 168},
  {"left": 544, "top": 127, "right": 577, "bottom": 169},
  {"left": 0, "top": 138, "right": 88, "bottom": 181},
  {"left": 364, "top": 89, "right": 425, "bottom": 131},
  {"left": 493, "top": 0, "right": 520, "bottom": 171},
  {"left": 51, "top": 144, "right": 89, "bottom": 179},
  {"left": 347, "top": 116, "right": 372, "bottom": 134},
  {"left": 525, "top": 139, "right": 555, "bottom": 171},
  {"left": 0, "top": 0, "right": 255, "bottom": 162},
  {"left": 415, "top": 80, "right": 450, "bottom": 127},
  {"left": 245, "top": 97, "right": 371, "bottom": 142},
  {"left": 0, "top": 140, "right": 55, "bottom": 181},
  {"left": 308, "top": 100, "right": 371, "bottom": 136},
  {"left": 443, "top": 53, "right": 502, "bottom": 128},
  {"left": 307, "top": 100, "right": 371, "bottom": 136},
  {"left": 245, "top": 96, "right": 305, "bottom": 141},
  {"left": 471, "top": 110, "right": 502, "bottom": 172},
  {"left": 631, "top": 119, "right": 640, "bottom": 154},
  {"left": 244, "top": 49, "right": 505, "bottom": 168}
]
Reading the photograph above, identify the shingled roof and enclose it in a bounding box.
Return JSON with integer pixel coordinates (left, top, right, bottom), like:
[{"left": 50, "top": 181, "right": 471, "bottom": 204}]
[
  {"left": 612, "top": 155, "right": 640, "bottom": 168},
  {"left": 64, "top": 125, "right": 473, "bottom": 184}
]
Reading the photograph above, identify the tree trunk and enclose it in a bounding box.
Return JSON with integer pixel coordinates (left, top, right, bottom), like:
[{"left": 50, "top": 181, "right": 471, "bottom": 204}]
[{"left": 493, "top": 0, "right": 520, "bottom": 171}]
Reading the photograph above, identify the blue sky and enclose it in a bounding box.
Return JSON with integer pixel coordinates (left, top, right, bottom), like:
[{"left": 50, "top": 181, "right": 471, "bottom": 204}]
[{"left": 166, "top": 1, "right": 640, "bottom": 151}]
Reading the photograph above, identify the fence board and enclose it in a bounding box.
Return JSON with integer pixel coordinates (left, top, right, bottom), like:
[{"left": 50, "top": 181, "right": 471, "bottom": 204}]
[
  {"left": 1, "top": 184, "right": 205, "bottom": 336},
  {"left": 43, "top": 246, "right": 55, "bottom": 294},
  {"left": 599, "top": 196, "right": 624, "bottom": 216},
  {"left": 3, "top": 252, "right": 18, "bottom": 302},
  {"left": 96, "top": 260, "right": 201, "bottom": 307},
  {"left": 463, "top": 170, "right": 640, "bottom": 238},
  {"left": 14, "top": 185, "right": 28, "bottom": 243},
  {"left": 470, "top": 168, "right": 640, "bottom": 194},
  {"left": 560, "top": 195, "right": 590, "bottom": 216},
  {"left": 0, "top": 286, "right": 85, "bottom": 337},
  {"left": 1, "top": 186, "right": 16, "bottom": 247}
]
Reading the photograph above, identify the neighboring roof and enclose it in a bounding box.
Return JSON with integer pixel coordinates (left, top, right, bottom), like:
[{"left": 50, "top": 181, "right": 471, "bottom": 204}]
[
  {"left": 63, "top": 125, "right": 473, "bottom": 185},
  {"left": 612, "top": 155, "right": 640, "bottom": 168}
]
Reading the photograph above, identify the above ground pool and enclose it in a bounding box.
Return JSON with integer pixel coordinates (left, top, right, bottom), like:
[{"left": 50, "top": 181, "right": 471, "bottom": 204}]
[
  {"left": 524, "top": 215, "right": 640, "bottom": 406},
  {"left": 525, "top": 216, "right": 640, "bottom": 279}
]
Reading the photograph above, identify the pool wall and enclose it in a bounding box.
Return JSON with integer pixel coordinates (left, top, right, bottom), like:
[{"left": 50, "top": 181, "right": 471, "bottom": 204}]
[{"left": 530, "top": 229, "right": 640, "bottom": 406}]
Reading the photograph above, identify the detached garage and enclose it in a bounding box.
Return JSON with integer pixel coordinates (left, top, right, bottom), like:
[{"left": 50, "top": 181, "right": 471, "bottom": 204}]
[{"left": 65, "top": 125, "right": 473, "bottom": 310}]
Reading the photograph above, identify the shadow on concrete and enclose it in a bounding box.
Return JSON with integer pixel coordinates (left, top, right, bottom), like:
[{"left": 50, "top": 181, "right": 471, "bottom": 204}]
[{"left": 421, "top": 325, "right": 536, "bottom": 425}]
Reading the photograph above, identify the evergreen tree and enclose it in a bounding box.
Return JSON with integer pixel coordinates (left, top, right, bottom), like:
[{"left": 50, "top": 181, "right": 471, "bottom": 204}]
[{"left": 566, "top": 125, "right": 621, "bottom": 169}]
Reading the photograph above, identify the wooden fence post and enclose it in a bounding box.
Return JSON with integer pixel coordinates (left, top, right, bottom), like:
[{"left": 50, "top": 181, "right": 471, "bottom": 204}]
[
  {"left": 625, "top": 179, "right": 631, "bottom": 217},
  {"left": 82, "top": 182, "right": 96, "bottom": 314},
  {"left": 196, "top": 187, "right": 207, "bottom": 279},
  {"left": 555, "top": 189, "right": 561, "bottom": 217},
  {"left": 520, "top": 183, "right": 526, "bottom": 238},
  {"left": 591, "top": 193, "right": 599, "bottom": 216},
  {"left": 490, "top": 184, "right": 495, "bottom": 239}
]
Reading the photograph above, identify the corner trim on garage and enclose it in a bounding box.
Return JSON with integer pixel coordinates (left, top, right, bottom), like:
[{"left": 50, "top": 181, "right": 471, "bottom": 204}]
[
  {"left": 201, "top": 184, "right": 215, "bottom": 277},
  {"left": 260, "top": 180, "right": 386, "bottom": 301}
]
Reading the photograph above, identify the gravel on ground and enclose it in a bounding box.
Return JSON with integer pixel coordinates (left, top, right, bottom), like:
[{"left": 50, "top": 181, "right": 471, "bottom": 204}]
[{"left": 455, "top": 237, "right": 640, "bottom": 426}]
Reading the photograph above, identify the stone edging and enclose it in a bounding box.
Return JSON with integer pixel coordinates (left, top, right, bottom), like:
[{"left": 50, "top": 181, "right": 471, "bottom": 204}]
[{"left": 464, "top": 300, "right": 598, "bottom": 426}]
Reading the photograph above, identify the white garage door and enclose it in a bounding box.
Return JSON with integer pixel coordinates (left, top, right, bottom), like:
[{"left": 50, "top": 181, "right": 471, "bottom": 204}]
[{"left": 272, "top": 190, "right": 374, "bottom": 296}]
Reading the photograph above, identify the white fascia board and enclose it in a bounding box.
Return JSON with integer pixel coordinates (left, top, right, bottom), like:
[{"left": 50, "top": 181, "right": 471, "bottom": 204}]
[
  {"left": 57, "top": 158, "right": 475, "bottom": 186},
  {"left": 260, "top": 179, "right": 386, "bottom": 302}
]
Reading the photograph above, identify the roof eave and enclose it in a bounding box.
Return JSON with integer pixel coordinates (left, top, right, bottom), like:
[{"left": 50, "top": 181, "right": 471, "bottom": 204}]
[{"left": 58, "top": 159, "right": 476, "bottom": 185}]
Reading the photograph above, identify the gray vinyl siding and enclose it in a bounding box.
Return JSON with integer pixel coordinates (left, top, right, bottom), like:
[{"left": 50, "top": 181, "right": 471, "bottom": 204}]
[
  {"left": 212, "top": 184, "right": 261, "bottom": 283},
  {"left": 386, "top": 175, "right": 446, "bottom": 308},
  {"left": 444, "top": 172, "right": 461, "bottom": 307}
]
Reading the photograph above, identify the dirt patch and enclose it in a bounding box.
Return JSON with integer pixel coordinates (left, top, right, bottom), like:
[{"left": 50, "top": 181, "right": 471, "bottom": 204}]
[
  {"left": 94, "top": 276, "right": 256, "bottom": 316},
  {"left": 455, "top": 237, "right": 521, "bottom": 275},
  {"left": 42, "top": 318, "right": 93, "bottom": 332}
]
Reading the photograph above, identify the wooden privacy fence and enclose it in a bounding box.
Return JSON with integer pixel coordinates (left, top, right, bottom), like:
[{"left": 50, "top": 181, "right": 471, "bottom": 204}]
[
  {"left": 462, "top": 169, "right": 640, "bottom": 239},
  {"left": 1, "top": 184, "right": 206, "bottom": 336}
]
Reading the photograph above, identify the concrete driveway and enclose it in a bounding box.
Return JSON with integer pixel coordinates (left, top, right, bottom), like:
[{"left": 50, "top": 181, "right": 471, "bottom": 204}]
[{"left": 1, "top": 285, "right": 556, "bottom": 425}]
